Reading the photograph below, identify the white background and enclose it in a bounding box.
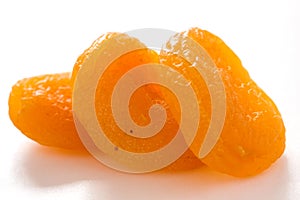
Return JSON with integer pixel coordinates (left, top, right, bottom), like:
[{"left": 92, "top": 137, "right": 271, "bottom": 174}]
[{"left": 0, "top": 0, "right": 299, "bottom": 199}]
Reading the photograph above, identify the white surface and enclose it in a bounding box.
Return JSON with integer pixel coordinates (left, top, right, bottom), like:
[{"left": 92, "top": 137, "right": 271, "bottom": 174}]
[{"left": 0, "top": 0, "right": 299, "bottom": 199}]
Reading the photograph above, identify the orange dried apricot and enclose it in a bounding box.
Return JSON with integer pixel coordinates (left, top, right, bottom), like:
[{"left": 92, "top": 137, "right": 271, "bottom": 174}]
[
  {"left": 72, "top": 33, "right": 203, "bottom": 170},
  {"left": 160, "top": 28, "right": 285, "bottom": 177},
  {"left": 9, "top": 73, "right": 85, "bottom": 150}
]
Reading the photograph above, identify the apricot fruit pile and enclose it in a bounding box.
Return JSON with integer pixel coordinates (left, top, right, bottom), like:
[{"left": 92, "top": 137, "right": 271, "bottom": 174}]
[{"left": 8, "top": 28, "right": 285, "bottom": 177}]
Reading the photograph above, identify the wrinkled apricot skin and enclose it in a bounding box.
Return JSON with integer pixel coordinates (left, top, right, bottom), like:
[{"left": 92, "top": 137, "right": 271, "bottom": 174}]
[
  {"left": 160, "top": 28, "right": 285, "bottom": 177},
  {"left": 190, "top": 28, "right": 285, "bottom": 177},
  {"left": 9, "top": 73, "right": 85, "bottom": 150},
  {"left": 72, "top": 33, "right": 203, "bottom": 170}
]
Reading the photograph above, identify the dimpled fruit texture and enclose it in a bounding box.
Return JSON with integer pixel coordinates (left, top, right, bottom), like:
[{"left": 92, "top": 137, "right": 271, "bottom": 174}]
[
  {"left": 9, "top": 73, "right": 84, "bottom": 150},
  {"left": 72, "top": 32, "right": 203, "bottom": 171},
  {"left": 160, "top": 27, "right": 285, "bottom": 177}
]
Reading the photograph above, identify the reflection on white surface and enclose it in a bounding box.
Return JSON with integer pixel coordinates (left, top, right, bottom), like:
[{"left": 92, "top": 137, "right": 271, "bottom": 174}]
[{"left": 11, "top": 144, "right": 290, "bottom": 200}]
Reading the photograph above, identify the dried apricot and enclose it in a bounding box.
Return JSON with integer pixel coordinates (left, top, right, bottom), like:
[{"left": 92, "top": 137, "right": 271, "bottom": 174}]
[
  {"left": 160, "top": 28, "right": 285, "bottom": 177},
  {"left": 9, "top": 73, "right": 84, "bottom": 150},
  {"left": 72, "top": 33, "right": 203, "bottom": 171}
]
